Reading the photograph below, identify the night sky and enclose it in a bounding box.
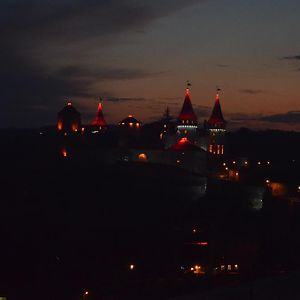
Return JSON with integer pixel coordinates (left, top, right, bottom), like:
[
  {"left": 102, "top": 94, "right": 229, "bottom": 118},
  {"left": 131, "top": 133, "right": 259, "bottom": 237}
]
[{"left": 1, "top": 0, "right": 300, "bottom": 130}]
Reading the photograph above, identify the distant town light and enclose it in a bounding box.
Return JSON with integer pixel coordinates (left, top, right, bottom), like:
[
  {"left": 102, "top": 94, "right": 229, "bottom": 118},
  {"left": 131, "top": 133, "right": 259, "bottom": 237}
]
[
  {"left": 129, "top": 264, "right": 135, "bottom": 270},
  {"left": 62, "top": 148, "right": 67, "bottom": 157},
  {"left": 225, "top": 167, "right": 229, "bottom": 171},
  {"left": 197, "top": 241, "right": 208, "bottom": 246}
]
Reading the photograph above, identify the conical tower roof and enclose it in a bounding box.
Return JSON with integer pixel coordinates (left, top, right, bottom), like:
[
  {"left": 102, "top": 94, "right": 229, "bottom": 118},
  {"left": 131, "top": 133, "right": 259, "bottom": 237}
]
[
  {"left": 92, "top": 101, "right": 107, "bottom": 126},
  {"left": 178, "top": 86, "right": 198, "bottom": 124},
  {"left": 207, "top": 91, "right": 226, "bottom": 128}
]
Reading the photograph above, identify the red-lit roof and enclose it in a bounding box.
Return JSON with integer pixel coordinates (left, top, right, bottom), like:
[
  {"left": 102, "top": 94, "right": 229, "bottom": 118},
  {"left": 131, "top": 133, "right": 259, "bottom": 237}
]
[
  {"left": 178, "top": 88, "right": 198, "bottom": 123},
  {"left": 207, "top": 93, "right": 226, "bottom": 128},
  {"left": 168, "top": 137, "right": 202, "bottom": 151},
  {"left": 91, "top": 102, "right": 107, "bottom": 126}
]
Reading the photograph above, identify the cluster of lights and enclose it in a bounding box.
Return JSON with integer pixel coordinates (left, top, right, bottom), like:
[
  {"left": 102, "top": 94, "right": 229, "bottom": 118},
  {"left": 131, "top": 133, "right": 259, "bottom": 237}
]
[
  {"left": 209, "top": 128, "right": 226, "bottom": 132},
  {"left": 257, "top": 161, "right": 271, "bottom": 166},
  {"left": 219, "top": 264, "right": 239, "bottom": 271},
  {"left": 177, "top": 125, "right": 197, "bottom": 129}
]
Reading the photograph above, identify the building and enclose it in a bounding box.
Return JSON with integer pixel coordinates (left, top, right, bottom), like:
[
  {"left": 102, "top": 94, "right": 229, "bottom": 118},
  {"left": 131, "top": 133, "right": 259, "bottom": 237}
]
[
  {"left": 205, "top": 90, "right": 226, "bottom": 155},
  {"left": 166, "top": 137, "right": 207, "bottom": 174},
  {"left": 119, "top": 115, "right": 142, "bottom": 129},
  {"left": 90, "top": 100, "right": 107, "bottom": 133},
  {"left": 57, "top": 101, "right": 81, "bottom": 134},
  {"left": 177, "top": 84, "right": 198, "bottom": 139}
]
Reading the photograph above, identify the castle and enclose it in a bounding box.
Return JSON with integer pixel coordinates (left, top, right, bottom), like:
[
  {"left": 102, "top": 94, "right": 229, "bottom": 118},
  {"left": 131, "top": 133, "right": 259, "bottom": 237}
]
[{"left": 56, "top": 83, "right": 227, "bottom": 174}]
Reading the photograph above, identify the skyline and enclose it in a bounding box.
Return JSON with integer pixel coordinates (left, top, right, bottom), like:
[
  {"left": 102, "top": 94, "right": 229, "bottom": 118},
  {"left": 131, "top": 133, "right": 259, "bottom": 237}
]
[{"left": 1, "top": 0, "right": 300, "bottom": 130}]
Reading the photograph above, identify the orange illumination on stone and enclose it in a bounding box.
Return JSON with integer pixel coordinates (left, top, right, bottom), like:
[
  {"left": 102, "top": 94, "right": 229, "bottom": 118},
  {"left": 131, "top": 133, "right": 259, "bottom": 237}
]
[
  {"left": 62, "top": 148, "right": 67, "bottom": 157},
  {"left": 138, "top": 153, "right": 148, "bottom": 161},
  {"left": 57, "top": 121, "right": 62, "bottom": 130}
]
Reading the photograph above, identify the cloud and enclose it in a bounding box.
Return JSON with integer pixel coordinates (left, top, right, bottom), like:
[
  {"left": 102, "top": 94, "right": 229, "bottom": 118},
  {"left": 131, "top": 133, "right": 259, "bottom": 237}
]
[
  {"left": 1, "top": 1, "right": 201, "bottom": 47},
  {"left": 239, "top": 89, "right": 265, "bottom": 95},
  {"left": 226, "top": 111, "right": 300, "bottom": 131},
  {"left": 280, "top": 55, "right": 300, "bottom": 60},
  {"left": 0, "top": 0, "right": 202, "bottom": 126},
  {"left": 260, "top": 111, "right": 300, "bottom": 124}
]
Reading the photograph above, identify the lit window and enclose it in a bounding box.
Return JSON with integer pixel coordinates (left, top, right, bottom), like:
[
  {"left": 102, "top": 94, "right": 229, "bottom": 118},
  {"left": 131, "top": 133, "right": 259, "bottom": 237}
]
[
  {"left": 227, "top": 265, "right": 231, "bottom": 271},
  {"left": 220, "top": 265, "right": 225, "bottom": 271},
  {"left": 138, "top": 153, "right": 148, "bottom": 161}
]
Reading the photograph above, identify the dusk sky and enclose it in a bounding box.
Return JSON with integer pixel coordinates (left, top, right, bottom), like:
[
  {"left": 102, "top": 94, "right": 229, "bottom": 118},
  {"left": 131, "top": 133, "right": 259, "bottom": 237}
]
[{"left": 1, "top": 0, "right": 300, "bottom": 130}]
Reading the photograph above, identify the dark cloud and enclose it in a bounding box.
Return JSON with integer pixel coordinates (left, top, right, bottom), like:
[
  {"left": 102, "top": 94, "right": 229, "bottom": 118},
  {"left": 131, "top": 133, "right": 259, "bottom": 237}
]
[
  {"left": 0, "top": 0, "right": 201, "bottom": 126},
  {"left": 228, "top": 111, "right": 300, "bottom": 124},
  {"left": 280, "top": 55, "right": 300, "bottom": 60},
  {"left": 239, "top": 89, "right": 265, "bottom": 95},
  {"left": 0, "top": 50, "right": 89, "bottom": 111},
  {"left": 260, "top": 111, "right": 300, "bottom": 124},
  {"left": 1, "top": 0, "right": 201, "bottom": 46},
  {"left": 226, "top": 112, "right": 300, "bottom": 131}
]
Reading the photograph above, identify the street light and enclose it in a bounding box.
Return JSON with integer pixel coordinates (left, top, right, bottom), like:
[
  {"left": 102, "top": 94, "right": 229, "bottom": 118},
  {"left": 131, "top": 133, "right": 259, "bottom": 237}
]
[{"left": 83, "top": 291, "right": 89, "bottom": 300}]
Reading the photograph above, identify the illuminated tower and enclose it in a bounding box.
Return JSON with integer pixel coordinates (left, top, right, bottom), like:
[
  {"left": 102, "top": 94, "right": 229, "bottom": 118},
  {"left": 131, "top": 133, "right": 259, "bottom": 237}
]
[
  {"left": 91, "top": 99, "right": 107, "bottom": 131},
  {"left": 177, "top": 83, "right": 198, "bottom": 138},
  {"left": 205, "top": 89, "right": 226, "bottom": 155},
  {"left": 57, "top": 101, "right": 81, "bottom": 134}
]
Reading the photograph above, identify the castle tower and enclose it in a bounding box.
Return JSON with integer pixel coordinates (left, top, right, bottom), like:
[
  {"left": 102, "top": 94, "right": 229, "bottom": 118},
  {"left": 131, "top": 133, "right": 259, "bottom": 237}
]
[
  {"left": 205, "top": 89, "right": 226, "bottom": 155},
  {"left": 91, "top": 99, "right": 107, "bottom": 131},
  {"left": 57, "top": 101, "right": 81, "bottom": 134},
  {"left": 177, "top": 83, "right": 198, "bottom": 138}
]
